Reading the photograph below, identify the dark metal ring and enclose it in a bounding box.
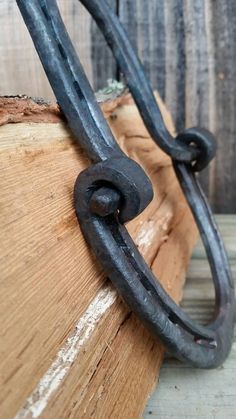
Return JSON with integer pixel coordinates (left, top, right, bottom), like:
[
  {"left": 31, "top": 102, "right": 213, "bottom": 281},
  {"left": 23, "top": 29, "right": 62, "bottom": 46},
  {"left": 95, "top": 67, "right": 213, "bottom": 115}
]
[
  {"left": 74, "top": 156, "right": 153, "bottom": 223},
  {"left": 17, "top": 0, "right": 236, "bottom": 368},
  {"left": 176, "top": 128, "right": 217, "bottom": 172}
]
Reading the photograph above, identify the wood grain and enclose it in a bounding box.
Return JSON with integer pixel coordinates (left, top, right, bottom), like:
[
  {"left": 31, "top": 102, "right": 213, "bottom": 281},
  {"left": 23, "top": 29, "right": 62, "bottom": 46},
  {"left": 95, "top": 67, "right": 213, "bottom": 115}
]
[
  {"left": 0, "top": 94, "right": 197, "bottom": 418},
  {"left": 2, "top": 0, "right": 235, "bottom": 211},
  {"left": 0, "top": 0, "right": 94, "bottom": 99},
  {"left": 90, "top": 0, "right": 117, "bottom": 90},
  {"left": 144, "top": 215, "right": 236, "bottom": 419},
  {"left": 119, "top": 0, "right": 236, "bottom": 212}
]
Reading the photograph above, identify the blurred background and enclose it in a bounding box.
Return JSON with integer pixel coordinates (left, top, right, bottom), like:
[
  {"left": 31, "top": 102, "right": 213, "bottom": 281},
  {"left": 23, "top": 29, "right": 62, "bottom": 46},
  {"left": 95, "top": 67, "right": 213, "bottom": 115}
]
[{"left": 1, "top": 0, "right": 236, "bottom": 212}]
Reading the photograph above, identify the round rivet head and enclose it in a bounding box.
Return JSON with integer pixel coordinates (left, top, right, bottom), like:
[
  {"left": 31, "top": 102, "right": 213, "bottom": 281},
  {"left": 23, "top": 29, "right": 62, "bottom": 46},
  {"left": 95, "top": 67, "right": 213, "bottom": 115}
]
[{"left": 90, "top": 187, "right": 121, "bottom": 217}]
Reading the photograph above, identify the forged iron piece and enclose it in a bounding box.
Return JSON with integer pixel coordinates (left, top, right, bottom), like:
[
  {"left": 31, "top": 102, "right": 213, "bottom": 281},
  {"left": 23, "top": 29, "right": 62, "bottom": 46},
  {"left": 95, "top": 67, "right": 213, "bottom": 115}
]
[{"left": 17, "top": 0, "right": 236, "bottom": 368}]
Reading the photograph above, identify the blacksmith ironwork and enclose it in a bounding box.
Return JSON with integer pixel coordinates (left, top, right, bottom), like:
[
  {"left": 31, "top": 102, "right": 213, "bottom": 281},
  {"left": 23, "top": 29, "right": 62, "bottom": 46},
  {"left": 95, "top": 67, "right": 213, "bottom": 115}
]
[{"left": 17, "top": 0, "right": 235, "bottom": 368}]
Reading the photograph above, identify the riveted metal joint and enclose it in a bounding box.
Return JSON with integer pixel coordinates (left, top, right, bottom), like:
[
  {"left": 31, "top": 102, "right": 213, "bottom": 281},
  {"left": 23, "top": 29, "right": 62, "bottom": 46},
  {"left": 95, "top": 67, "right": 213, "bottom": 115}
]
[{"left": 74, "top": 156, "right": 153, "bottom": 224}]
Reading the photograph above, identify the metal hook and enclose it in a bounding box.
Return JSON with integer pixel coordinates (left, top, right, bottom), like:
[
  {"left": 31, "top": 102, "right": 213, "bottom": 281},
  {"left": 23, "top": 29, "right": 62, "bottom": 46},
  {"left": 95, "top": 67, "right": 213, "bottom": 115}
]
[{"left": 17, "top": 0, "right": 235, "bottom": 368}]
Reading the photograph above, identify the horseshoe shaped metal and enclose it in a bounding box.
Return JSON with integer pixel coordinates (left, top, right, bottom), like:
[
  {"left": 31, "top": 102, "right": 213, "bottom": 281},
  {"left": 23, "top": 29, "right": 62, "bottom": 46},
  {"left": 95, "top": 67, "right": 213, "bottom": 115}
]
[{"left": 17, "top": 0, "right": 235, "bottom": 368}]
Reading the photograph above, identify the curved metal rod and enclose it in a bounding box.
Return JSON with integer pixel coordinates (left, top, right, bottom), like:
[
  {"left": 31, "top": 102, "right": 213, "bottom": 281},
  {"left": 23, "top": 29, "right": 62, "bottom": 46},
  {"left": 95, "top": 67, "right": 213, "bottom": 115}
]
[
  {"left": 74, "top": 158, "right": 235, "bottom": 368},
  {"left": 17, "top": 0, "right": 122, "bottom": 163},
  {"left": 79, "top": 0, "right": 200, "bottom": 164},
  {"left": 16, "top": 0, "right": 236, "bottom": 368}
]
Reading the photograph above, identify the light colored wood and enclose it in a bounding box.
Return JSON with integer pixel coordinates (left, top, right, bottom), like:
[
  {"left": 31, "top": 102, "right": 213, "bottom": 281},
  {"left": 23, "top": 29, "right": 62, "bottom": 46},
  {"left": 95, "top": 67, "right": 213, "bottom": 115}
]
[
  {"left": 144, "top": 215, "right": 236, "bottom": 419},
  {"left": 2, "top": 0, "right": 236, "bottom": 211},
  {"left": 0, "top": 93, "right": 197, "bottom": 419},
  {"left": 0, "top": 1, "right": 93, "bottom": 99},
  {"left": 144, "top": 344, "right": 236, "bottom": 419}
]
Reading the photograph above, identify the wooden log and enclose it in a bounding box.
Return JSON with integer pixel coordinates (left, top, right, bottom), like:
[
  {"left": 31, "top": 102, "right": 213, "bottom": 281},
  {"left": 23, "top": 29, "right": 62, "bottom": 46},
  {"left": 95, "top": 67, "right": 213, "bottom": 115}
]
[{"left": 0, "top": 93, "right": 198, "bottom": 419}]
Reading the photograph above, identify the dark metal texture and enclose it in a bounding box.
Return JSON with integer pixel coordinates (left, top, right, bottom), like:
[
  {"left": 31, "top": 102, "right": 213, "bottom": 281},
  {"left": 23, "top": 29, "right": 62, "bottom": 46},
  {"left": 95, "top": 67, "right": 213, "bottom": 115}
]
[{"left": 17, "top": 0, "right": 235, "bottom": 368}]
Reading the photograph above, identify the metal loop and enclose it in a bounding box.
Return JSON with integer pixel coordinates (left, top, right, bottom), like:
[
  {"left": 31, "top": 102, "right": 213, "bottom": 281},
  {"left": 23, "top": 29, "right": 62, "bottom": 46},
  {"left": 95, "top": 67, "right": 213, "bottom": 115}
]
[
  {"left": 75, "top": 156, "right": 153, "bottom": 223},
  {"left": 176, "top": 128, "right": 217, "bottom": 172},
  {"left": 74, "top": 160, "right": 235, "bottom": 368}
]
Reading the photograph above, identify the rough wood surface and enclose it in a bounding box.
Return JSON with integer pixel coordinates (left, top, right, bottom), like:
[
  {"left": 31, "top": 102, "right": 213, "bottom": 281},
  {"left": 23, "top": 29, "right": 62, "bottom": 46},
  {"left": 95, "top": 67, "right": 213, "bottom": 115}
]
[
  {"left": 0, "top": 94, "right": 197, "bottom": 419},
  {"left": 144, "top": 215, "right": 236, "bottom": 419},
  {"left": 1, "top": 0, "right": 236, "bottom": 212}
]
